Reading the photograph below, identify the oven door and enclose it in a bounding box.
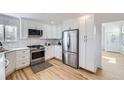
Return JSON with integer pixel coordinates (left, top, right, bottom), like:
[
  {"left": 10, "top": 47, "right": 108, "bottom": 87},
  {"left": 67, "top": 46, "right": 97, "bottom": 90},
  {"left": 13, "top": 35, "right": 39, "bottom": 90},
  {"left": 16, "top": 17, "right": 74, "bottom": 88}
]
[{"left": 31, "top": 49, "right": 45, "bottom": 65}]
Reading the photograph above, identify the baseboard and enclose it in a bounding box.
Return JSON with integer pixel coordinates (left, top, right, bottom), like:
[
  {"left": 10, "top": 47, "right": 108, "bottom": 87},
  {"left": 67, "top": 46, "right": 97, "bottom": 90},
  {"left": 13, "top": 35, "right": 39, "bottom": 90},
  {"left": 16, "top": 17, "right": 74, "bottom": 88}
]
[{"left": 45, "top": 57, "right": 62, "bottom": 62}]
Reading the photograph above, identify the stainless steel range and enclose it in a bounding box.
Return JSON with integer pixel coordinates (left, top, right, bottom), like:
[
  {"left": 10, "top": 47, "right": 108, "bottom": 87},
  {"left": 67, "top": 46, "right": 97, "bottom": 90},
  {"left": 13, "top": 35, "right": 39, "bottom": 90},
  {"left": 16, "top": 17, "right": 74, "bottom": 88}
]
[{"left": 27, "top": 45, "right": 45, "bottom": 65}]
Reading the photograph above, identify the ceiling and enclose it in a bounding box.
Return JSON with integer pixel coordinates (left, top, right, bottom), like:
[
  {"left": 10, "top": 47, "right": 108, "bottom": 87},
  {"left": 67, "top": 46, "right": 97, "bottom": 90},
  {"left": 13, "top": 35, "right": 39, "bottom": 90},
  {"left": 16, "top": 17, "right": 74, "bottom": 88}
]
[
  {"left": 4, "top": 13, "right": 124, "bottom": 25},
  {"left": 3, "top": 13, "right": 82, "bottom": 24}
]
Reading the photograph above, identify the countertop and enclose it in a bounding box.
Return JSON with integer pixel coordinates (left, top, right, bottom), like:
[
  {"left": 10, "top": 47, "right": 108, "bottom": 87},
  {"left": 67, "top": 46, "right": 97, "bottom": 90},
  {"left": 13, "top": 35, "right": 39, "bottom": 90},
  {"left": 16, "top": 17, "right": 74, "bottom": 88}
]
[{"left": 5, "top": 47, "right": 30, "bottom": 53}]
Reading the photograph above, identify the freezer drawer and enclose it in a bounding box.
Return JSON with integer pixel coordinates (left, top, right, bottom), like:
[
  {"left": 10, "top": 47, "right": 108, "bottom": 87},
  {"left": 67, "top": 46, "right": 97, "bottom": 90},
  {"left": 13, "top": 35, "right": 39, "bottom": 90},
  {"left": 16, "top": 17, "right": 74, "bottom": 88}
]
[{"left": 62, "top": 51, "right": 78, "bottom": 68}]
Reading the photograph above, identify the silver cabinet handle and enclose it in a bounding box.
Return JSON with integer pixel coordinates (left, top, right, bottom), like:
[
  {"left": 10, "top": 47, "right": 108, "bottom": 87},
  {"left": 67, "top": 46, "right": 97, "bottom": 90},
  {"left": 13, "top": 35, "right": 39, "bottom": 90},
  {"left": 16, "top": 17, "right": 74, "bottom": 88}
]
[{"left": 5, "top": 59, "right": 9, "bottom": 68}]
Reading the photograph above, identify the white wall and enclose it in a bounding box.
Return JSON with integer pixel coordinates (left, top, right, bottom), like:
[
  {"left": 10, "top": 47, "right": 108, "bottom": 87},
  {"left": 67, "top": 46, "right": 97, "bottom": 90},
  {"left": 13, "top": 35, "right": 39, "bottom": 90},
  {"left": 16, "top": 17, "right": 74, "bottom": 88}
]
[{"left": 95, "top": 23, "right": 102, "bottom": 68}]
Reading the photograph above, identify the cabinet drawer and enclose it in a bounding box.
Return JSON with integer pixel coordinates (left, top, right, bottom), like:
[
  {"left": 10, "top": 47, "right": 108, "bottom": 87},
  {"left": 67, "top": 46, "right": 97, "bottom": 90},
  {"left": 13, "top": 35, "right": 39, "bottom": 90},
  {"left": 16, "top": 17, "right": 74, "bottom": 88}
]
[
  {"left": 16, "top": 54, "right": 30, "bottom": 61},
  {"left": 16, "top": 60, "right": 30, "bottom": 70},
  {"left": 16, "top": 49, "right": 30, "bottom": 56}
]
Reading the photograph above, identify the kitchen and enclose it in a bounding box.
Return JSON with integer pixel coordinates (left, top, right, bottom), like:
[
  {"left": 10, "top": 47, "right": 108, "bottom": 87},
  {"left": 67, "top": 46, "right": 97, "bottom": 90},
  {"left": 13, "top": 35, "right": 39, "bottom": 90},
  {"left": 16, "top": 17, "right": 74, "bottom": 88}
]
[{"left": 0, "top": 13, "right": 101, "bottom": 80}]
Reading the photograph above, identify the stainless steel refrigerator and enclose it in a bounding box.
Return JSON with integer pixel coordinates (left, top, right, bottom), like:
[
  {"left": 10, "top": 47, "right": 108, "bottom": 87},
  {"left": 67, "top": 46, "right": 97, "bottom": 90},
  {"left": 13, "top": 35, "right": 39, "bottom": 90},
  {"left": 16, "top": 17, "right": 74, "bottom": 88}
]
[{"left": 62, "top": 29, "right": 79, "bottom": 68}]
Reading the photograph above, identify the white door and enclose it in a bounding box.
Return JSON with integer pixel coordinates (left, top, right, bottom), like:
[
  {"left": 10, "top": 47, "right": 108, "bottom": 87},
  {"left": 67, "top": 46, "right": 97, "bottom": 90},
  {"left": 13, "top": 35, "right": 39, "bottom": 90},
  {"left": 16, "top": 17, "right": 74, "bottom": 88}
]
[{"left": 107, "top": 32, "right": 120, "bottom": 52}]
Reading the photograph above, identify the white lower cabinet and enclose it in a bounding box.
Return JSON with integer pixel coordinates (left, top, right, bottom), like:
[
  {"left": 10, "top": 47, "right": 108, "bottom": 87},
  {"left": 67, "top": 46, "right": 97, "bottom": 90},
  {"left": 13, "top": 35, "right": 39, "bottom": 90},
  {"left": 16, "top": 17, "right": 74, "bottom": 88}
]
[
  {"left": 0, "top": 69, "right": 5, "bottom": 80},
  {"left": 16, "top": 49, "right": 30, "bottom": 70},
  {"left": 45, "top": 46, "right": 55, "bottom": 60},
  {"left": 45, "top": 46, "right": 51, "bottom": 60},
  {"left": 54, "top": 46, "right": 62, "bottom": 60},
  {"left": 45, "top": 45, "right": 62, "bottom": 60},
  {"left": 5, "top": 49, "right": 30, "bottom": 77},
  {"left": 5, "top": 51, "right": 16, "bottom": 77},
  {"left": 0, "top": 53, "right": 5, "bottom": 80}
]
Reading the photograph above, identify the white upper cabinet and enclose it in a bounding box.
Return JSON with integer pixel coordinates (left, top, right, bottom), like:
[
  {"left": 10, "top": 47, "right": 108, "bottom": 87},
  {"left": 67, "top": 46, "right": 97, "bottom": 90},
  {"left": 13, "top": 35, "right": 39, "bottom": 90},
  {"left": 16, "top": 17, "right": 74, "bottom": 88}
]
[
  {"left": 56, "top": 25, "right": 63, "bottom": 39},
  {"left": 5, "top": 25, "right": 17, "bottom": 42},
  {"left": 85, "top": 15, "right": 95, "bottom": 39},
  {"left": 46, "top": 25, "right": 52, "bottom": 39},
  {"left": 63, "top": 18, "right": 79, "bottom": 30},
  {"left": 20, "top": 18, "right": 28, "bottom": 39},
  {"left": 41, "top": 24, "right": 47, "bottom": 39},
  {"left": 46, "top": 25, "right": 62, "bottom": 39},
  {"left": 0, "top": 25, "right": 4, "bottom": 42}
]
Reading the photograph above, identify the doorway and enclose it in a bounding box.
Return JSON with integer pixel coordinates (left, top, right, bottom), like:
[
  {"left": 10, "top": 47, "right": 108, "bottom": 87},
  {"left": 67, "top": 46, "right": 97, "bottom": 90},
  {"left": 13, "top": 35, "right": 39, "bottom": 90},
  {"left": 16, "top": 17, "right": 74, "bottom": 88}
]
[{"left": 101, "top": 21, "right": 124, "bottom": 79}]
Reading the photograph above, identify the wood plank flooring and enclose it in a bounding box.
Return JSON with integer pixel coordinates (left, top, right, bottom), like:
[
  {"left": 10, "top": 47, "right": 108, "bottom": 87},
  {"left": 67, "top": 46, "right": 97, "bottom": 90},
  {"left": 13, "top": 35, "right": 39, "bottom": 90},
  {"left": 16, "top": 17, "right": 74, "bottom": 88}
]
[
  {"left": 7, "top": 51, "right": 124, "bottom": 80},
  {"left": 7, "top": 59, "right": 88, "bottom": 80}
]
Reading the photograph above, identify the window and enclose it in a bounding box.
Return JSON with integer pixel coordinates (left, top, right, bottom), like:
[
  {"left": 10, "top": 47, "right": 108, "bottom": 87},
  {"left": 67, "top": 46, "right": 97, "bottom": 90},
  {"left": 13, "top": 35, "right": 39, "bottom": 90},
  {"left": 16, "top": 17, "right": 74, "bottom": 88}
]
[
  {"left": 0, "top": 25, "right": 4, "bottom": 42},
  {"left": 5, "top": 25, "right": 17, "bottom": 42}
]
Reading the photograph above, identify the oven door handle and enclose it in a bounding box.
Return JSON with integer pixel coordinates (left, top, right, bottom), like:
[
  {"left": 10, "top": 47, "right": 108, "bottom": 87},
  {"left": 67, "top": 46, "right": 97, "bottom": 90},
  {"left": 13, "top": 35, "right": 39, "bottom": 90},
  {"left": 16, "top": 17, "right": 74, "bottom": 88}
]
[{"left": 31, "top": 49, "right": 44, "bottom": 53}]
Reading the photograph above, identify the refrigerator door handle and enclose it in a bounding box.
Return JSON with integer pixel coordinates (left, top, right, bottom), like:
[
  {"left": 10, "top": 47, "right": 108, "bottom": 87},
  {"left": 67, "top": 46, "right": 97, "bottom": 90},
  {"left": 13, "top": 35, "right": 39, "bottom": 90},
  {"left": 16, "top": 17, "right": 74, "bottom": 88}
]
[
  {"left": 68, "top": 34, "right": 70, "bottom": 48},
  {"left": 84, "top": 35, "right": 86, "bottom": 42},
  {"left": 67, "top": 33, "right": 69, "bottom": 48},
  {"left": 86, "top": 35, "right": 87, "bottom": 42}
]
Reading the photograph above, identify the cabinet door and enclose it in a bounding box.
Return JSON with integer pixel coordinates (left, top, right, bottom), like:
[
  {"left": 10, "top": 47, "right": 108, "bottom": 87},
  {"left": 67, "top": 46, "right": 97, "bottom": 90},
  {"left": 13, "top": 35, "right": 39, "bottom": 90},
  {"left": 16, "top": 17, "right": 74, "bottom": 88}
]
[
  {"left": 58, "top": 46, "right": 62, "bottom": 60},
  {"left": 56, "top": 26, "right": 62, "bottom": 39},
  {"left": 52, "top": 26, "right": 57, "bottom": 38},
  {"left": 54, "top": 46, "right": 58, "bottom": 58},
  {"left": 51, "top": 46, "right": 55, "bottom": 58},
  {"left": 69, "top": 19, "right": 79, "bottom": 29},
  {"left": 46, "top": 25, "right": 51, "bottom": 38},
  {"left": 85, "top": 15, "right": 95, "bottom": 39},
  {"left": 63, "top": 18, "right": 79, "bottom": 30},
  {"left": 45, "top": 47, "right": 49, "bottom": 60},
  {"left": 5, "top": 25, "right": 17, "bottom": 42},
  {"left": 0, "top": 69, "right": 5, "bottom": 80},
  {"left": 85, "top": 38, "right": 96, "bottom": 72},
  {"left": 0, "top": 53, "right": 5, "bottom": 80},
  {"left": 20, "top": 19, "right": 28, "bottom": 39},
  {"left": 0, "top": 25, "right": 4, "bottom": 42},
  {"left": 41, "top": 25, "right": 47, "bottom": 39},
  {"left": 79, "top": 16, "right": 86, "bottom": 68},
  {"left": 45, "top": 46, "right": 52, "bottom": 60},
  {"left": 5, "top": 51, "right": 16, "bottom": 77}
]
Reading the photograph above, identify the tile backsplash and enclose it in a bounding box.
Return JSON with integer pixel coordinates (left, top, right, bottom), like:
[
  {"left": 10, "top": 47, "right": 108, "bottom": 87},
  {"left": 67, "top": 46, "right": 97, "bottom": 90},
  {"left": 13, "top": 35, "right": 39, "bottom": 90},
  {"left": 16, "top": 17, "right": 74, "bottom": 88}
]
[{"left": 2, "top": 38, "right": 62, "bottom": 49}]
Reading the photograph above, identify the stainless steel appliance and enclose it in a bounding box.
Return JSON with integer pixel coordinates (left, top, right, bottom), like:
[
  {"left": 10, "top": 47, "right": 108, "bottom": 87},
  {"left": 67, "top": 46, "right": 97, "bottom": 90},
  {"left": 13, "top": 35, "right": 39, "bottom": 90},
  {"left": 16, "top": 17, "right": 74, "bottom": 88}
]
[
  {"left": 28, "top": 29, "right": 43, "bottom": 37},
  {"left": 27, "top": 45, "right": 45, "bottom": 65},
  {"left": 62, "top": 29, "right": 79, "bottom": 68}
]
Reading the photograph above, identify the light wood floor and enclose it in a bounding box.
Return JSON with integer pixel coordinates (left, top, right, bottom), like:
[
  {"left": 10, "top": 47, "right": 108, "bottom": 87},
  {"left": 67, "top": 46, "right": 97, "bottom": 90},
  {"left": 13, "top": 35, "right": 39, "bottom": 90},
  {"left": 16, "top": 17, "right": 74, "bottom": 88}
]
[
  {"left": 7, "top": 51, "right": 124, "bottom": 80},
  {"left": 7, "top": 59, "right": 88, "bottom": 80}
]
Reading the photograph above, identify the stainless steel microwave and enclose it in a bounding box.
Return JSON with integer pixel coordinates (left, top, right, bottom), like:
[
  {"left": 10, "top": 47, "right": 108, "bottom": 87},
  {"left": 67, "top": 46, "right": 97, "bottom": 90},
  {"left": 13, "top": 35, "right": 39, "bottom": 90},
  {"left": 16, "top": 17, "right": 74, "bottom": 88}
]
[{"left": 28, "top": 29, "right": 43, "bottom": 36}]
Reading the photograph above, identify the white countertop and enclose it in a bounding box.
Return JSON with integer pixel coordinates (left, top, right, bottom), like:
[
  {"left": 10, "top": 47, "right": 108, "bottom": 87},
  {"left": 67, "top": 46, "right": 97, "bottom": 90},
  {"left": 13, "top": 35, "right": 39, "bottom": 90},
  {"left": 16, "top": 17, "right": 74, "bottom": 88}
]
[{"left": 5, "top": 47, "right": 30, "bottom": 53}]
